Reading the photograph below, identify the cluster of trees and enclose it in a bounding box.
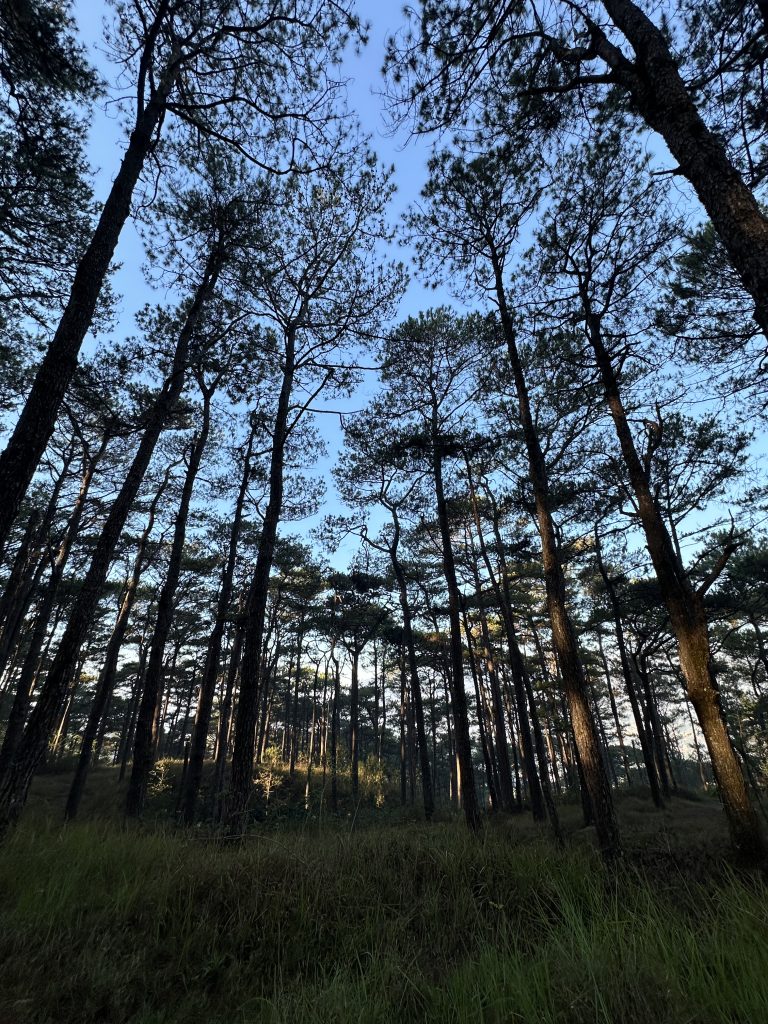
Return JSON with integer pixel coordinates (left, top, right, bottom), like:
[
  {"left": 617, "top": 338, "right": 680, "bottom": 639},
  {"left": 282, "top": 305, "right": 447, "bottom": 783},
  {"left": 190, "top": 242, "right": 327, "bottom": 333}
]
[{"left": 0, "top": 0, "right": 767, "bottom": 865}]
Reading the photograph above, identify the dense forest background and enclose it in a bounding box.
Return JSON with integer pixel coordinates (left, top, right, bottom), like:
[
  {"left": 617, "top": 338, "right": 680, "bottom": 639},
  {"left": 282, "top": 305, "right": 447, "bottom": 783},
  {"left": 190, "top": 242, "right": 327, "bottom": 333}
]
[{"left": 2, "top": 2, "right": 768, "bottom": 1020}]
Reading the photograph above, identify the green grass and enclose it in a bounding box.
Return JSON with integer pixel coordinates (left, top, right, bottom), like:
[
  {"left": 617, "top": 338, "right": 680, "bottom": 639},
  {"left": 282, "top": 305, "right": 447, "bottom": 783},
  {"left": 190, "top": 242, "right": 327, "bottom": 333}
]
[{"left": 1, "top": 772, "right": 767, "bottom": 1024}]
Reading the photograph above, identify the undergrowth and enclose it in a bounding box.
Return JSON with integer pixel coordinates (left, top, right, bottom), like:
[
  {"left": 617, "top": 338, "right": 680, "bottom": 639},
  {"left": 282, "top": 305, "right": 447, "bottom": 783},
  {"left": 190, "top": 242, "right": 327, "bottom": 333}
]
[{"left": 1, "top": 810, "right": 766, "bottom": 1023}]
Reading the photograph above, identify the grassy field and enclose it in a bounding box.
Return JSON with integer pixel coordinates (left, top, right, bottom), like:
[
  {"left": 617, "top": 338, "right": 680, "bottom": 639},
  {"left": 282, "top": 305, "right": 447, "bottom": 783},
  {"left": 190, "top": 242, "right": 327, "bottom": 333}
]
[{"left": 1, "top": 765, "right": 767, "bottom": 1023}]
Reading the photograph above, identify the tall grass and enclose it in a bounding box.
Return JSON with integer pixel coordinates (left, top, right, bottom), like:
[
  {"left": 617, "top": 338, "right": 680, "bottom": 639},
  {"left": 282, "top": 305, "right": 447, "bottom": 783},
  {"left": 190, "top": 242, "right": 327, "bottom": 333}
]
[{"left": 1, "top": 814, "right": 767, "bottom": 1023}]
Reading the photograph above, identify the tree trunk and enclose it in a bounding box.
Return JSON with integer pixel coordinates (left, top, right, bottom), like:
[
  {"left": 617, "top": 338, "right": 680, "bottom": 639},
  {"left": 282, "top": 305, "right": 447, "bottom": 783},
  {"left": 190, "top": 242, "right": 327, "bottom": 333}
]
[
  {"left": 180, "top": 426, "right": 254, "bottom": 823},
  {"left": 388, "top": 512, "right": 434, "bottom": 819},
  {"left": 492, "top": 266, "right": 620, "bottom": 858},
  {"left": 597, "top": 630, "right": 632, "bottom": 785},
  {"left": 126, "top": 388, "right": 212, "bottom": 818},
  {"left": 65, "top": 461, "right": 173, "bottom": 820},
  {"left": 0, "top": 254, "right": 220, "bottom": 837},
  {"left": 304, "top": 660, "right": 321, "bottom": 810},
  {"left": 118, "top": 638, "right": 149, "bottom": 781},
  {"left": 467, "top": 478, "right": 547, "bottom": 820},
  {"left": 0, "top": 454, "right": 73, "bottom": 677},
  {"left": 0, "top": 68, "right": 178, "bottom": 553},
  {"left": 349, "top": 642, "right": 360, "bottom": 800},
  {"left": 462, "top": 602, "right": 499, "bottom": 812},
  {"left": 0, "top": 444, "right": 100, "bottom": 777},
  {"left": 634, "top": 651, "right": 671, "bottom": 800},
  {"left": 430, "top": 426, "right": 481, "bottom": 832},
  {"left": 596, "top": 0, "right": 768, "bottom": 336},
  {"left": 594, "top": 527, "right": 662, "bottom": 804},
  {"left": 330, "top": 652, "right": 340, "bottom": 814},
  {"left": 586, "top": 310, "right": 765, "bottom": 859},
  {"left": 399, "top": 648, "right": 408, "bottom": 806},
  {"left": 226, "top": 321, "right": 298, "bottom": 834},
  {"left": 211, "top": 614, "right": 244, "bottom": 821}
]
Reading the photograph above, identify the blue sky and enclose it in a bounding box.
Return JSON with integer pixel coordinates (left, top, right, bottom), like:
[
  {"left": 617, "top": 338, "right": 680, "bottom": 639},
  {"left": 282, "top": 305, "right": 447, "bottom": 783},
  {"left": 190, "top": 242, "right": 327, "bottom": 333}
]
[
  {"left": 67, "top": 0, "right": 767, "bottom": 571},
  {"left": 70, "top": 0, "right": 463, "bottom": 564},
  {"left": 73, "top": 0, "right": 455, "bottom": 336}
]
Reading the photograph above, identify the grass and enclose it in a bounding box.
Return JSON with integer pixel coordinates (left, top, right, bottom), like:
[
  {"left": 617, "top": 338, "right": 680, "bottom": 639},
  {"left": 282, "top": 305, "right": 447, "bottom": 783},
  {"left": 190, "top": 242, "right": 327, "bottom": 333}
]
[{"left": 1, "top": 766, "right": 767, "bottom": 1023}]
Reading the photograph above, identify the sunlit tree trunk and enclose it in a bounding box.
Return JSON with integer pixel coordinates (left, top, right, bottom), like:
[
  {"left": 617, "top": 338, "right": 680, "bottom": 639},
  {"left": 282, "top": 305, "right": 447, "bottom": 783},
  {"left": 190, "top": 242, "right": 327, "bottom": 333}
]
[
  {"left": 586, "top": 308, "right": 765, "bottom": 859},
  {"left": 491, "top": 258, "right": 620, "bottom": 858}
]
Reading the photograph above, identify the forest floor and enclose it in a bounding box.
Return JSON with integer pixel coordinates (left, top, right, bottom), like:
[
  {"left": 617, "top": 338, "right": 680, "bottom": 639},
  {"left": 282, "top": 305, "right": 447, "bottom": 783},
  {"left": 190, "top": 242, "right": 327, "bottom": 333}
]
[{"left": 1, "top": 764, "right": 767, "bottom": 1024}]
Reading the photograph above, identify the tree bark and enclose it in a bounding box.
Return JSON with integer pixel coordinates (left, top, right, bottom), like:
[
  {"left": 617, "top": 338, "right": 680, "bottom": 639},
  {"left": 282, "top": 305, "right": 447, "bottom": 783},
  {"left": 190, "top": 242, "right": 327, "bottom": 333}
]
[
  {"left": 0, "top": 443, "right": 100, "bottom": 777},
  {"left": 226, "top": 321, "right": 298, "bottom": 834},
  {"left": 594, "top": 527, "right": 663, "bottom": 804},
  {"left": 596, "top": 630, "right": 632, "bottom": 785},
  {"left": 349, "top": 642, "right": 360, "bottom": 800},
  {"left": 464, "top": 474, "right": 544, "bottom": 817},
  {"left": 430, "top": 425, "right": 481, "bottom": 832},
  {"left": 387, "top": 509, "right": 434, "bottom": 819},
  {"left": 462, "top": 600, "right": 499, "bottom": 812},
  {"left": 467, "top": 554, "right": 515, "bottom": 811},
  {"left": 595, "top": 0, "right": 768, "bottom": 336},
  {"left": 65, "top": 459, "right": 174, "bottom": 820},
  {"left": 0, "top": 453, "right": 73, "bottom": 677}
]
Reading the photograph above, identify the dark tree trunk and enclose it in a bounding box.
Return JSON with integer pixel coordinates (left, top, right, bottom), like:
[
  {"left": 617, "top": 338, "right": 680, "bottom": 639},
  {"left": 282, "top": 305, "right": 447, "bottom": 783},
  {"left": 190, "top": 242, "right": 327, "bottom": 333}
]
[
  {"left": 634, "top": 651, "right": 671, "bottom": 800},
  {"left": 597, "top": 631, "right": 632, "bottom": 785},
  {"left": 388, "top": 511, "right": 434, "bottom": 819},
  {"left": 0, "top": 454, "right": 73, "bottom": 678},
  {"left": 430, "top": 423, "right": 481, "bottom": 832},
  {"left": 330, "top": 652, "right": 340, "bottom": 814},
  {"left": 211, "top": 614, "right": 244, "bottom": 821},
  {"left": 180, "top": 426, "right": 254, "bottom": 824},
  {"left": 65, "top": 461, "right": 172, "bottom": 820},
  {"left": 594, "top": 528, "right": 663, "bottom": 804},
  {"left": 463, "top": 514, "right": 519, "bottom": 814},
  {"left": 0, "top": 444, "right": 99, "bottom": 777},
  {"left": 349, "top": 642, "right": 360, "bottom": 800},
  {"left": 596, "top": 0, "right": 768, "bottom": 336},
  {"left": 0, "top": 510, "right": 45, "bottom": 672},
  {"left": 289, "top": 626, "right": 304, "bottom": 776},
  {"left": 0, "top": 510, "right": 42, "bottom": 633},
  {"left": 0, "top": 63, "right": 178, "bottom": 553},
  {"left": 226, "top": 322, "right": 297, "bottom": 834},
  {"left": 304, "top": 660, "right": 321, "bottom": 810},
  {"left": 399, "top": 649, "right": 408, "bottom": 806},
  {"left": 126, "top": 389, "right": 212, "bottom": 818},
  {"left": 462, "top": 602, "right": 499, "bottom": 812},
  {"left": 118, "top": 638, "right": 149, "bottom": 781},
  {"left": 477, "top": 480, "right": 548, "bottom": 821},
  {"left": 0, "top": 255, "right": 220, "bottom": 837}
]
